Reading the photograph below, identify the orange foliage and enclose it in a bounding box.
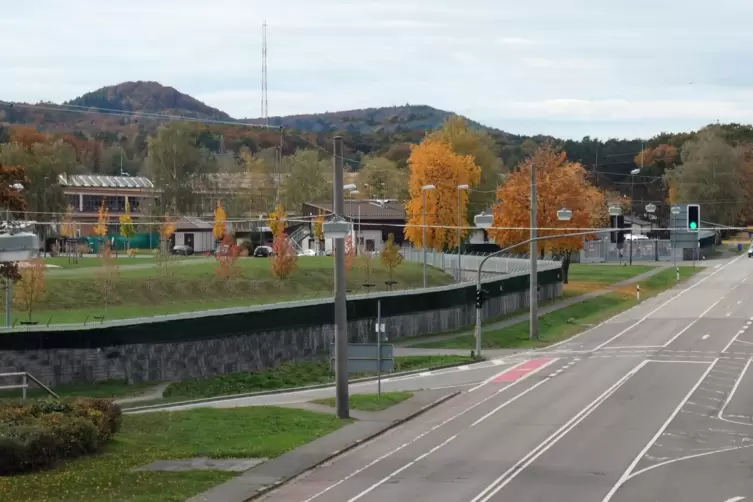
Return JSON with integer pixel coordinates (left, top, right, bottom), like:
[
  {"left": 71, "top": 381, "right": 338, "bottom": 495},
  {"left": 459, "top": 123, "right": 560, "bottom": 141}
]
[
  {"left": 271, "top": 233, "right": 297, "bottom": 279},
  {"left": 0, "top": 164, "right": 30, "bottom": 216},
  {"left": 634, "top": 144, "right": 679, "bottom": 169},
  {"left": 404, "top": 138, "right": 481, "bottom": 250},
  {"left": 344, "top": 234, "right": 356, "bottom": 272},
  {"left": 215, "top": 233, "right": 241, "bottom": 279},
  {"left": 269, "top": 203, "right": 287, "bottom": 236},
  {"left": 93, "top": 201, "right": 109, "bottom": 237},
  {"left": 490, "top": 145, "right": 605, "bottom": 254},
  {"left": 14, "top": 258, "right": 47, "bottom": 322},
  {"left": 10, "top": 126, "right": 47, "bottom": 152}
]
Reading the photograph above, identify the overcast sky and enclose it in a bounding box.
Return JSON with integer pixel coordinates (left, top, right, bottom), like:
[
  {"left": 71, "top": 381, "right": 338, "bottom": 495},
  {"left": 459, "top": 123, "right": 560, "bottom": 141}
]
[{"left": 3, "top": 0, "right": 753, "bottom": 140}]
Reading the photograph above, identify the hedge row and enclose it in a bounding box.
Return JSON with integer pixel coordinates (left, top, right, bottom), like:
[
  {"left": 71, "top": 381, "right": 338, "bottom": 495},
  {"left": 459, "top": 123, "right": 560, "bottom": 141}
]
[{"left": 0, "top": 398, "right": 122, "bottom": 475}]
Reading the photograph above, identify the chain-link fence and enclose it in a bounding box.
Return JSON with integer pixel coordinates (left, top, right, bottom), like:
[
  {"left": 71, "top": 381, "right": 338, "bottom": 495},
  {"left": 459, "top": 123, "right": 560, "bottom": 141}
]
[
  {"left": 580, "top": 239, "right": 694, "bottom": 263},
  {"left": 400, "top": 247, "right": 562, "bottom": 282}
]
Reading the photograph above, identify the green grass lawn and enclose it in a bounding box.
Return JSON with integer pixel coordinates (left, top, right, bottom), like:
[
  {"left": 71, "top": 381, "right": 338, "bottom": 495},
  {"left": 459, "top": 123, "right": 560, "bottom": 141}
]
[
  {"left": 159, "top": 355, "right": 472, "bottom": 403},
  {"left": 0, "top": 406, "right": 350, "bottom": 502},
  {"left": 566, "top": 264, "right": 656, "bottom": 285},
  {"left": 0, "top": 378, "right": 158, "bottom": 401},
  {"left": 413, "top": 266, "right": 701, "bottom": 350},
  {"left": 313, "top": 392, "right": 413, "bottom": 411},
  {"left": 11, "top": 257, "right": 452, "bottom": 325},
  {"left": 43, "top": 256, "right": 157, "bottom": 269}
]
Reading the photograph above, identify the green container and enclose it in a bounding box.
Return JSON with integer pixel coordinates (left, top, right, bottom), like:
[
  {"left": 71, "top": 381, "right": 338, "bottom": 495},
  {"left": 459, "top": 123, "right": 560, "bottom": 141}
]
[{"left": 86, "top": 232, "right": 161, "bottom": 253}]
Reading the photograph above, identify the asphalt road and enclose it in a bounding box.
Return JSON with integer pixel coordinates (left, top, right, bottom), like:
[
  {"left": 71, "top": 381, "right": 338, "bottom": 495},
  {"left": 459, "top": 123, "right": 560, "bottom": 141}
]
[{"left": 229, "top": 253, "right": 753, "bottom": 502}]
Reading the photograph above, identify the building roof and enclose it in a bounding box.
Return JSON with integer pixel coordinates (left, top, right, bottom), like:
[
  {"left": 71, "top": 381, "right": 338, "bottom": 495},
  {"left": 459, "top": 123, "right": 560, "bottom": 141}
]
[
  {"left": 58, "top": 174, "right": 154, "bottom": 189},
  {"left": 174, "top": 216, "right": 213, "bottom": 231},
  {"left": 305, "top": 200, "right": 406, "bottom": 221}
]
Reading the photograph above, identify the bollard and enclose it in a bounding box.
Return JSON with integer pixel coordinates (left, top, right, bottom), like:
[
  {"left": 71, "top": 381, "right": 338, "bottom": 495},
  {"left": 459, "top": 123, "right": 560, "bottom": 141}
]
[
  {"left": 676, "top": 267, "right": 680, "bottom": 281},
  {"left": 636, "top": 284, "right": 640, "bottom": 301}
]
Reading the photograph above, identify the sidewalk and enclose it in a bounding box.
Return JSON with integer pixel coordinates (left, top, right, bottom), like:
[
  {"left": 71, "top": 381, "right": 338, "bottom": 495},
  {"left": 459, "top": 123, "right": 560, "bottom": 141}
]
[
  {"left": 396, "top": 264, "right": 670, "bottom": 349},
  {"left": 185, "top": 389, "right": 459, "bottom": 502}
]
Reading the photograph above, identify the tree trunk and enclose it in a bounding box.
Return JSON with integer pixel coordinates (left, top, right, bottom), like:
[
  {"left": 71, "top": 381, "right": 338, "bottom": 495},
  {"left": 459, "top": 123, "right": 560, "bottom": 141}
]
[{"left": 562, "top": 251, "right": 571, "bottom": 284}]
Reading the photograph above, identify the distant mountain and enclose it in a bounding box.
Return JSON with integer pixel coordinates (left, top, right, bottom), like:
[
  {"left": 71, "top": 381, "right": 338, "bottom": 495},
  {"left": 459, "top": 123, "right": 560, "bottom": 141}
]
[
  {"left": 241, "top": 105, "right": 517, "bottom": 138},
  {"left": 65, "top": 81, "right": 232, "bottom": 121}
]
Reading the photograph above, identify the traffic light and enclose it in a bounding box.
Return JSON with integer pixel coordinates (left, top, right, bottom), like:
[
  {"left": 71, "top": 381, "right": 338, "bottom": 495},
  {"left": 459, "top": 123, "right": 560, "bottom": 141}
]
[
  {"left": 687, "top": 204, "right": 700, "bottom": 232},
  {"left": 475, "top": 289, "right": 483, "bottom": 309},
  {"left": 609, "top": 215, "right": 626, "bottom": 244}
]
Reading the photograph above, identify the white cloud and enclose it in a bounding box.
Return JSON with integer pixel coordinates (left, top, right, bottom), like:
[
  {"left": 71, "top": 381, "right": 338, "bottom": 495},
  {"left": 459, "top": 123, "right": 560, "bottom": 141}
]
[{"left": 2, "top": 0, "right": 753, "bottom": 139}]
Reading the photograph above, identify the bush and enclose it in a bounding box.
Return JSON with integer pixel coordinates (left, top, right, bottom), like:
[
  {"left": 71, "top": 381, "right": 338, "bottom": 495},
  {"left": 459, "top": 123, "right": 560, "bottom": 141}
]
[{"left": 0, "top": 398, "right": 121, "bottom": 474}]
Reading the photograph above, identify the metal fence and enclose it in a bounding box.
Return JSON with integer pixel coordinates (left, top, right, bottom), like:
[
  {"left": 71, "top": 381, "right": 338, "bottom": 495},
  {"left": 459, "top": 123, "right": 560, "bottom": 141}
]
[
  {"left": 580, "top": 239, "right": 704, "bottom": 263},
  {"left": 400, "top": 247, "right": 562, "bottom": 281}
]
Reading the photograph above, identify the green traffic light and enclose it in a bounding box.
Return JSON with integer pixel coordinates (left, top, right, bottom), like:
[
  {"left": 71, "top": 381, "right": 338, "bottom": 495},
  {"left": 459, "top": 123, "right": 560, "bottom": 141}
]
[{"left": 689, "top": 222, "right": 697, "bottom": 229}]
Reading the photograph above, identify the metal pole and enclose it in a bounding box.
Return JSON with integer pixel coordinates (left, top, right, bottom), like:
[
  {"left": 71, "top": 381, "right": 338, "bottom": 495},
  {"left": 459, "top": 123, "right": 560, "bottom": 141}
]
[
  {"left": 457, "top": 188, "right": 462, "bottom": 282},
  {"left": 474, "top": 228, "right": 604, "bottom": 354},
  {"left": 672, "top": 212, "right": 676, "bottom": 269},
  {"left": 377, "top": 299, "right": 382, "bottom": 399},
  {"left": 423, "top": 190, "right": 427, "bottom": 288},
  {"left": 5, "top": 205, "right": 10, "bottom": 329},
  {"left": 333, "top": 136, "right": 349, "bottom": 419},
  {"left": 629, "top": 175, "right": 634, "bottom": 266},
  {"left": 530, "top": 161, "right": 539, "bottom": 340}
]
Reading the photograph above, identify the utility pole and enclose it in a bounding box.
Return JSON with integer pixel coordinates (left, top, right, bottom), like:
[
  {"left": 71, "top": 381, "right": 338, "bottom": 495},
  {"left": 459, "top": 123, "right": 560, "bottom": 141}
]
[
  {"left": 333, "top": 136, "right": 349, "bottom": 419},
  {"left": 529, "top": 161, "right": 539, "bottom": 340}
]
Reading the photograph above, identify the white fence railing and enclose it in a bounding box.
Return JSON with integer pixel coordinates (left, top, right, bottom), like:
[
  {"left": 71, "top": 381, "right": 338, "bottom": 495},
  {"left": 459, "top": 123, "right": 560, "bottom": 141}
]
[{"left": 401, "top": 247, "right": 562, "bottom": 281}]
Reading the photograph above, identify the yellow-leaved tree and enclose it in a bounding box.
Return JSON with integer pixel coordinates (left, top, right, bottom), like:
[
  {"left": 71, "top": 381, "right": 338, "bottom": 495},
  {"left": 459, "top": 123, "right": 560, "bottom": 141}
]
[
  {"left": 313, "top": 210, "right": 326, "bottom": 254},
  {"left": 119, "top": 199, "right": 136, "bottom": 254},
  {"left": 489, "top": 145, "right": 606, "bottom": 283},
  {"left": 14, "top": 259, "right": 46, "bottom": 322},
  {"left": 404, "top": 138, "right": 481, "bottom": 250},
  {"left": 213, "top": 199, "right": 227, "bottom": 241}
]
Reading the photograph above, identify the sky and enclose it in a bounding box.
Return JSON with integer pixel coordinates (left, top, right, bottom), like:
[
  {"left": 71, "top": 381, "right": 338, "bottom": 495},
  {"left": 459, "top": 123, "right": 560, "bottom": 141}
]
[{"left": 3, "top": 0, "right": 753, "bottom": 140}]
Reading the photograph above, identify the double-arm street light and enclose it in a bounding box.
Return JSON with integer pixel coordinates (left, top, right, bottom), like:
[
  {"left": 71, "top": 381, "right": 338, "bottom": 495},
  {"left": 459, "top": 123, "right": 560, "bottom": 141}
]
[
  {"left": 421, "top": 184, "right": 436, "bottom": 288},
  {"left": 473, "top": 207, "right": 577, "bottom": 358},
  {"left": 456, "top": 184, "right": 469, "bottom": 281}
]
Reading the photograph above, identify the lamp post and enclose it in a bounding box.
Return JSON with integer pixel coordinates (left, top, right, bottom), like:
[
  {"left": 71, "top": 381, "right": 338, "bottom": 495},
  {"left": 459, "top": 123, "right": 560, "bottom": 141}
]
[
  {"left": 671, "top": 205, "right": 681, "bottom": 269},
  {"left": 421, "top": 184, "right": 436, "bottom": 288},
  {"left": 349, "top": 189, "right": 360, "bottom": 256},
  {"left": 629, "top": 168, "right": 640, "bottom": 265},
  {"left": 473, "top": 208, "right": 573, "bottom": 356},
  {"left": 456, "top": 184, "right": 469, "bottom": 282},
  {"left": 645, "top": 203, "right": 657, "bottom": 260},
  {"left": 609, "top": 205, "right": 623, "bottom": 264},
  {"left": 330, "top": 137, "right": 349, "bottom": 419}
]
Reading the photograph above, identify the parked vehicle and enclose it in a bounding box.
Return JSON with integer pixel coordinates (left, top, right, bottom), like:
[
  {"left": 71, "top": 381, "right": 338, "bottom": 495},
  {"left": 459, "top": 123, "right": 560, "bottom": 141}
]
[
  {"left": 172, "top": 245, "right": 193, "bottom": 256},
  {"left": 253, "top": 245, "right": 275, "bottom": 257},
  {"left": 748, "top": 243, "right": 753, "bottom": 258}
]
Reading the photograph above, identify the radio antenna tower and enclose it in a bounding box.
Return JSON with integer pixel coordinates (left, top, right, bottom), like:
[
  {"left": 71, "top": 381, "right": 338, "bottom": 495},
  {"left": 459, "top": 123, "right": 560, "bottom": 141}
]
[{"left": 261, "top": 21, "right": 269, "bottom": 126}]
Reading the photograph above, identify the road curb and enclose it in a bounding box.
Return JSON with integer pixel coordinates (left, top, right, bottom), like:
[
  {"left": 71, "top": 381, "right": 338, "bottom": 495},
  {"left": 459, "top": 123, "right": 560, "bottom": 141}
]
[
  {"left": 242, "top": 390, "right": 461, "bottom": 502},
  {"left": 121, "top": 360, "right": 479, "bottom": 413}
]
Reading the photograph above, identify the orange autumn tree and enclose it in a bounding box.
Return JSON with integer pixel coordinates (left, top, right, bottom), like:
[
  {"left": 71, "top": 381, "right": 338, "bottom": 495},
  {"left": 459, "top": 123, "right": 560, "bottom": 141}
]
[
  {"left": 270, "top": 204, "right": 297, "bottom": 279},
  {"left": 489, "top": 145, "right": 606, "bottom": 283},
  {"left": 404, "top": 138, "right": 481, "bottom": 250},
  {"left": 213, "top": 200, "right": 227, "bottom": 241},
  {"left": 313, "top": 210, "right": 326, "bottom": 254}
]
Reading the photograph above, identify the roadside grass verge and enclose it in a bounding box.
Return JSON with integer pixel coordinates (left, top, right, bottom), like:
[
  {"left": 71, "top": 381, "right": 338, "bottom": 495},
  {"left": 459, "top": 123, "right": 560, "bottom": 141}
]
[
  {"left": 0, "top": 379, "right": 158, "bottom": 401},
  {"left": 16, "top": 258, "right": 451, "bottom": 325},
  {"left": 313, "top": 392, "right": 413, "bottom": 411},
  {"left": 0, "top": 406, "right": 349, "bottom": 502},
  {"left": 412, "top": 266, "right": 700, "bottom": 350}
]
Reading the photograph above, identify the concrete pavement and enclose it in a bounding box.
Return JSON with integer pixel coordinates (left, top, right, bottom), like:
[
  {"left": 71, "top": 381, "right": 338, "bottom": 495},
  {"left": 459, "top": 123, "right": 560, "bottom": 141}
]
[{"left": 236, "top": 252, "right": 753, "bottom": 501}]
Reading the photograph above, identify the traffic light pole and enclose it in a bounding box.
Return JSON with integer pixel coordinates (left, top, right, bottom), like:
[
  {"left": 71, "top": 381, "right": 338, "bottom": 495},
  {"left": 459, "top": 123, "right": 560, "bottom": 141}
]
[{"left": 474, "top": 229, "right": 607, "bottom": 358}]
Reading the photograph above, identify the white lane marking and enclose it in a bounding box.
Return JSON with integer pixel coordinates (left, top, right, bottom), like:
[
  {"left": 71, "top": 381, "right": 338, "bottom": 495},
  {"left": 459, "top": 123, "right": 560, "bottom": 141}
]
[
  {"left": 702, "top": 334, "right": 710, "bottom": 340},
  {"left": 725, "top": 497, "right": 747, "bottom": 502},
  {"left": 718, "top": 358, "right": 753, "bottom": 427},
  {"left": 738, "top": 301, "right": 743, "bottom": 305},
  {"left": 345, "top": 435, "right": 458, "bottom": 502},
  {"left": 419, "top": 371, "right": 431, "bottom": 377},
  {"left": 591, "top": 255, "right": 743, "bottom": 352},
  {"left": 660, "top": 297, "right": 725, "bottom": 348},
  {"left": 470, "top": 360, "right": 649, "bottom": 502},
  {"left": 727, "top": 312, "right": 732, "bottom": 317},
  {"left": 492, "top": 359, "right": 505, "bottom": 366},
  {"left": 458, "top": 365, "right": 469, "bottom": 371},
  {"left": 646, "top": 359, "right": 711, "bottom": 364},
  {"left": 732, "top": 339, "right": 753, "bottom": 346},
  {"left": 601, "top": 359, "right": 719, "bottom": 501},
  {"left": 602, "top": 345, "right": 662, "bottom": 350},
  {"left": 471, "top": 378, "right": 551, "bottom": 428},
  {"left": 299, "top": 359, "right": 555, "bottom": 502},
  {"left": 715, "top": 264, "right": 722, "bottom": 269}
]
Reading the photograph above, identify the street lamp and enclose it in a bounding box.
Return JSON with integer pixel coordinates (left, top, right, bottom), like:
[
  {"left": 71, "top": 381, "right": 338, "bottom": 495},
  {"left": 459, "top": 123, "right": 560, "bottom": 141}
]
[
  {"left": 473, "top": 208, "right": 574, "bottom": 357},
  {"left": 629, "top": 168, "right": 640, "bottom": 265},
  {"left": 671, "top": 205, "right": 681, "bottom": 268},
  {"left": 609, "top": 205, "right": 623, "bottom": 217},
  {"left": 456, "top": 184, "right": 469, "bottom": 281},
  {"left": 332, "top": 137, "right": 349, "bottom": 419},
  {"left": 349, "top": 190, "right": 360, "bottom": 255},
  {"left": 474, "top": 212, "right": 494, "bottom": 229},
  {"left": 421, "top": 184, "right": 436, "bottom": 288}
]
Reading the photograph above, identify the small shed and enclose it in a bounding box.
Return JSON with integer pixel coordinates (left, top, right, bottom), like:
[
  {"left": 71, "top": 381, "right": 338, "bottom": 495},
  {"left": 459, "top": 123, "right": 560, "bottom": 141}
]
[{"left": 173, "top": 217, "right": 214, "bottom": 253}]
